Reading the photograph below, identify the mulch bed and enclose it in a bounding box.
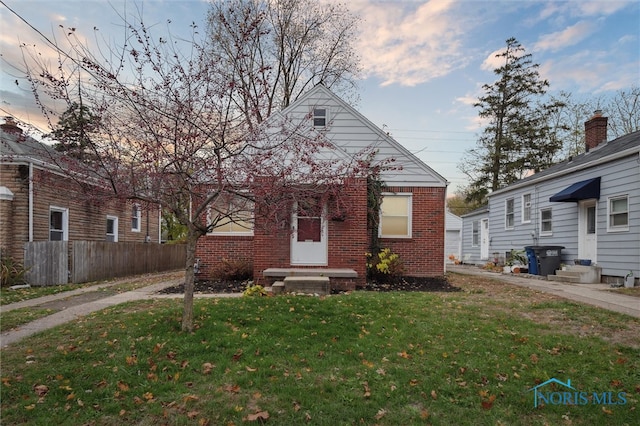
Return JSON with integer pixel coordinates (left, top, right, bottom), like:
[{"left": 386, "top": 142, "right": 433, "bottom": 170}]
[{"left": 158, "top": 276, "right": 460, "bottom": 294}]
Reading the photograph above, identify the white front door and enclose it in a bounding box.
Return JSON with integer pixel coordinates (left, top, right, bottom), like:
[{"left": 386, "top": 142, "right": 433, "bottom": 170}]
[
  {"left": 480, "top": 219, "right": 490, "bottom": 260},
  {"left": 291, "top": 202, "right": 328, "bottom": 265},
  {"left": 578, "top": 200, "right": 597, "bottom": 262}
]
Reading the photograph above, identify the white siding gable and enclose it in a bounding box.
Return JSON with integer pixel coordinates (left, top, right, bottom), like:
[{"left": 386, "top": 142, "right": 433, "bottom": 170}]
[{"left": 278, "top": 85, "right": 447, "bottom": 188}]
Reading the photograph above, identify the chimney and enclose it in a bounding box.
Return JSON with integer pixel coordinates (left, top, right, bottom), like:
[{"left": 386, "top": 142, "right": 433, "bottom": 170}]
[
  {"left": 584, "top": 110, "right": 607, "bottom": 151},
  {"left": 1, "top": 117, "right": 23, "bottom": 135}
]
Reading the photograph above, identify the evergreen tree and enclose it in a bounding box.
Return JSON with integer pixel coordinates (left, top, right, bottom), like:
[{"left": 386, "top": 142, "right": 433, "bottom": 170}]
[
  {"left": 460, "top": 37, "right": 563, "bottom": 203},
  {"left": 50, "top": 102, "right": 100, "bottom": 161}
]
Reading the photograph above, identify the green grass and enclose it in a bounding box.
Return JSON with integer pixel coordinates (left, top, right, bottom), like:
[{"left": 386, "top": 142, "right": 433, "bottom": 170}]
[
  {"left": 0, "top": 283, "right": 93, "bottom": 306},
  {"left": 0, "top": 307, "right": 59, "bottom": 332},
  {"left": 1, "top": 289, "right": 637, "bottom": 425}
]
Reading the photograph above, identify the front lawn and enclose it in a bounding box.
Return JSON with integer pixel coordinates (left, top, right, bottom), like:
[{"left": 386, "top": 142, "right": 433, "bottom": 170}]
[{"left": 0, "top": 274, "right": 637, "bottom": 425}]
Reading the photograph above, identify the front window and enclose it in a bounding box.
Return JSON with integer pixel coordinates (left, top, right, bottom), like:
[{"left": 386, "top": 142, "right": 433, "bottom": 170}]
[
  {"left": 540, "top": 208, "right": 552, "bottom": 236},
  {"left": 207, "top": 197, "right": 254, "bottom": 236},
  {"left": 608, "top": 195, "right": 629, "bottom": 231},
  {"left": 50, "top": 207, "right": 68, "bottom": 241},
  {"left": 522, "top": 193, "right": 531, "bottom": 223},
  {"left": 472, "top": 220, "right": 479, "bottom": 246},
  {"left": 505, "top": 198, "right": 515, "bottom": 229},
  {"left": 131, "top": 204, "right": 141, "bottom": 232},
  {"left": 313, "top": 108, "right": 327, "bottom": 127},
  {"left": 380, "top": 193, "right": 412, "bottom": 238},
  {"left": 106, "top": 216, "right": 118, "bottom": 242}
]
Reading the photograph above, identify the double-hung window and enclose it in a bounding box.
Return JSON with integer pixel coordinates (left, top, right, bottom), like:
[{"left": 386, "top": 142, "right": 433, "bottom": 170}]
[
  {"left": 471, "top": 220, "right": 480, "bottom": 246},
  {"left": 49, "top": 206, "right": 68, "bottom": 241},
  {"left": 313, "top": 108, "right": 327, "bottom": 128},
  {"left": 380, "top": 193, "right": 412, "bottom": 238},
  {"left": 106, "top": 216, "right": 118, "bottom": 242},
  {"left": 608, "top": 195, "right": 629, "bottom": 231},
  {"left": 540, "top": 208, "right": 553, "bottom": 236},
  {"left": 131, "top": 204, "right": 141, "bottom": 232},
  {"left": 521, "top": 193, "right": 531, "bottom": 223},
  {"left": 505, "top": 198, "right": 515, "bottom": 229}
]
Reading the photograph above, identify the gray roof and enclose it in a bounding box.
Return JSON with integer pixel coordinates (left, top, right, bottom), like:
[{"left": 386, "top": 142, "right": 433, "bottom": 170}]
[
  {"left": 491, "top": 130, "right": 640, "bottom": 196},
  {"left": 0, "top": 125, "right": 58, "bottom": 165}
]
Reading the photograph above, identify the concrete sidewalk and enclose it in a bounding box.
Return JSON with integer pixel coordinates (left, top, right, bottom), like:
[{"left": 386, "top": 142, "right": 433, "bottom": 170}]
[
  {"left": 0, "top": 272, "right": 241, "bottom": 348},
  {"left": 447, "top": 264, "right": 640, "bottom": 319}
]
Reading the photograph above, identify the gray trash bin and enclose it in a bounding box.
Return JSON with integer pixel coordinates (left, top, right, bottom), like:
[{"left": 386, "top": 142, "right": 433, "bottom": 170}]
[{"left": 532, "top": 246, "right": 564, "bottom": 276}]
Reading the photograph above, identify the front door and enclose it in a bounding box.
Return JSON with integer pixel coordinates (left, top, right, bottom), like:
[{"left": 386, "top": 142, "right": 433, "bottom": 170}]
[
  {"left": 291, "top": 201, "right": 328, "bottom": 265},
  {"left": 578, "top": 200, "right": 597, "bottom": 263},
  {"left": 480, "top": 218, "right": 489, "bottom": 260}
]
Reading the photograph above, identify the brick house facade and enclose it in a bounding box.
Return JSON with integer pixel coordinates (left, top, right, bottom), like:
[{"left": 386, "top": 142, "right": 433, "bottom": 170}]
[
  {"left": 195, "top": 85, "right": 447, "bottom": 289},
  {"left": 1, "top": 119, "right": 161, "bottom": 265}
]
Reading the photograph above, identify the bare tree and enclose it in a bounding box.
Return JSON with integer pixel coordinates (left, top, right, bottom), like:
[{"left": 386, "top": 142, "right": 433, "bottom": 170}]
[
  {"left": 207, "top": 0, "right": 361, "bottom": 130},
  {"left": 13, "top": 8, "right": 371, "bottom": 332},
  {"left": 606, "top": 85, "right": 640, "bottom": 138}
]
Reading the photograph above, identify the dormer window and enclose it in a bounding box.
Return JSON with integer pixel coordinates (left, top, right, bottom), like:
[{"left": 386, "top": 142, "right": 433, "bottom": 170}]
[{"left": 313, "top": 108, "right": 327, "bottom": 127}]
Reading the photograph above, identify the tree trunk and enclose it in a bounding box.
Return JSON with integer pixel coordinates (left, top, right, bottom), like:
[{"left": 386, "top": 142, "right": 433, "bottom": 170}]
[{"left": 181, "top": 228, "right": 199, "bottom": 332}]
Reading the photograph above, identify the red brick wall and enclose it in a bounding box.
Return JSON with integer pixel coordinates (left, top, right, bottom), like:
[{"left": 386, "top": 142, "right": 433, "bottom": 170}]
[
  {"left": 377, "top": 186, "right": 446, "bottom": 277},
  {"left": 193, "top": 181, "right": 445, "bottom": 285},
  {"left": 1, "top": 163, "right": 161, "bottom": 264}
]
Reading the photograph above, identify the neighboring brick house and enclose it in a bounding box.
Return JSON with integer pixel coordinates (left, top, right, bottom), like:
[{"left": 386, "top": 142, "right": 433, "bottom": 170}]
[
  {"left": 196, "top": 85, "right": 448, "bottom": 288},
  {"left": 0, "top": 118, "right": 161, "bottom": 266}
]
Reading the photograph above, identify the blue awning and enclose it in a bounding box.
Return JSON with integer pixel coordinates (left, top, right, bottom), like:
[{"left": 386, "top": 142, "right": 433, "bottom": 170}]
[{"left": 549, "top": 177, "right": 600, "bottom": 202}]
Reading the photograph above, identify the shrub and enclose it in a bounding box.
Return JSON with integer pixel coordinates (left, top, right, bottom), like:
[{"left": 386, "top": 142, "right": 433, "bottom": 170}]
[
  {"left": 212, "top": 258, "right": 253, "bottom": 281},
  {"left": 242, "top": 284, "right": 267, "bottom": 297},
  {"left": 366, "top": 248, "right": 404, "bottom": 282},
  {"left": 0, "top": 250, "right": 28, "bottom": 287}
]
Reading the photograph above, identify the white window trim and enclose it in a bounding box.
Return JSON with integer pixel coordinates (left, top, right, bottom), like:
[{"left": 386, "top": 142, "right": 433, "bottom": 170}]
[
  {"left": 521, "top": 193, "right": 532, "bottom": 224},
  {"left": 607, "top": 194, "right": 629, "bottom": 232},
  {"left": 471, "top": 220, "right": 479, "bottom": 247},
  {"left": 206, "top": 205, "right": 254, "bottom": 236},
  {"left": 379, "top": 192, "right": 412, "bottom": 239},
  {"left": 131, "top": 204, "right": 141, "bottom": 232},
  {"left": 540, "top": 207, "right": 553, "bottom": 237},
  {"left": 312, "top": 107, "right": 328, "bottom": 128},
  {"left": 505, "top": 198, "right": 515, "bottom": 230},
  {"left": 106, "top": 215, "right": 119, "bottom": 242},
  {"left": 49, "top": 206, "right": 69, "bottom": 241}
]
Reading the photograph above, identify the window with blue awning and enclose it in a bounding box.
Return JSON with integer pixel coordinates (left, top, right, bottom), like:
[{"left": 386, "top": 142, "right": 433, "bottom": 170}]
[{"left": 549, "top": 177, "right": 601, "bottom": 202}]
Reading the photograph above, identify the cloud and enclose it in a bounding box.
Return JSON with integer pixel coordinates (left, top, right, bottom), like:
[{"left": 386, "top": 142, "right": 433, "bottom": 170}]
[
  {"left": 353, "top": 0, "right": 472, "bottom": 87},
  {"left": 533, "top": 20, "right": 598, "bottom": 52}
]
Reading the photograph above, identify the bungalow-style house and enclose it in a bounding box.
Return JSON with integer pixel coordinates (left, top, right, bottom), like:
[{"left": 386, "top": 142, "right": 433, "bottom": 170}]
[
  {"left": 461, "top": 112, "right": 639, "bottom": 285},
  {"left": 0, "top": 118, "right": 163, "bottom": 284},
  {"left": 196, "top": 85, "right": 448, "bottom": 289}
]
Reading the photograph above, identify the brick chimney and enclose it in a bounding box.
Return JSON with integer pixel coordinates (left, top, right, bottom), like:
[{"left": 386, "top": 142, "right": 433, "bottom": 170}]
[
  {"left": 1, "top": 117, "right": 23, "bottom": 135},
  {"left": 584, "top": 110, "right": 607, "bottom": 151}
]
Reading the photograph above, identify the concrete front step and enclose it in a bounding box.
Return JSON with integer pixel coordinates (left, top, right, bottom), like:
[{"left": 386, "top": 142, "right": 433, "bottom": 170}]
[
  {"left": 263, "top": 268, "right": 357, "bottom": 278},
  {"left": 547, "top": 265, "right": 602, "bottom": 284},
  {"left": 282, "top": 276, "right": 330, "bottom": 295}
]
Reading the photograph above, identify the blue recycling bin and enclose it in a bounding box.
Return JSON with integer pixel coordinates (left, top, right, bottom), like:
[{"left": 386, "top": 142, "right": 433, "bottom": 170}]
[{"left": 524, "top": 246, "right": 538, "bottom": 275}]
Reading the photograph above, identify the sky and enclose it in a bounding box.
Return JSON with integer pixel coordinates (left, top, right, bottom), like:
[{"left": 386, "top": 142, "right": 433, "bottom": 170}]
[{"left": 1, "top": 0, "right": 639, "bottom": 195}]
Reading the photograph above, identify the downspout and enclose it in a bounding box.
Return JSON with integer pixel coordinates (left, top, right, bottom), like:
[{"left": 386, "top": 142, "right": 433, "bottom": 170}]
[{"left": 29, "top": 162, "right": 33, "bottom": 242}]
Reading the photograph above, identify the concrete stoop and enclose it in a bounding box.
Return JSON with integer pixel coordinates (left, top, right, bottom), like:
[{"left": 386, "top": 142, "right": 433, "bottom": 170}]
[{"left": 547, "top": 265, "right": 602, "bottom": 284}]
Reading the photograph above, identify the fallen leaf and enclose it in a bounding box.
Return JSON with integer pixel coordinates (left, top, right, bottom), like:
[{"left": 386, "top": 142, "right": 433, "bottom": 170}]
[
  {"left": 183, "top": 394, "right": 199, "bottom": 404},
  {"left": 293, "top": 401, "right": 301, "bottom": 412},
  {"left": 530, "top": 354, "right": 539, "bottom": 364},
  {"left": 143, "top": 392, "right": 154, "bottom": 401},
  {"left": 126, "top": 355, "right": 137, "bottom": 366},
  {"left": 481, "top": 394, "right": 496, "bottom": 410},
  {"left": 246, "top": 366, "right": 257, "bottom": 372},
  {"left": 602, "top": 406, "right": 613, "bottom": 415},
  {"left": 244, "top": 410, "right": 270, "bottom": 422},
  {"left": 202, "top": 362, "right": 215, "bottom": 374},
  {"left": 232, "top": 349, "right": 243, "bottom": 362},
  {"left": 430, "top": 390, "right": 437, "bottom": 400},
  {"left": 410, "top": 379, "right": 419, "bottom": 386},
  {"left": 187, "top": 410, "right": 199, "bottom": 419},
  {"left": 224, "top": 384, "right": 240, "bottom": 394},
  {"left": 363, "top": 381, "right": 371, "bottom": 398},
  {"left": 117, "top": 381, "right": 130, "bottom": 392},
  {"left": 397, "top": 351, "right": 411, "bottom": 359},
  {"left": 374, "top": 408, "right": 387, "bottom": 420}
]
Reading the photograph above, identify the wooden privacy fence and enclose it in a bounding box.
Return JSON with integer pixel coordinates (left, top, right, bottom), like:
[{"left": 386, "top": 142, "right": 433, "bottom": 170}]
[
  {"left": 24, "top": 241, "right": 186, "bottom": 286},
  {"left": 24, "top": 241, "right": 68, "bottom": 286}
]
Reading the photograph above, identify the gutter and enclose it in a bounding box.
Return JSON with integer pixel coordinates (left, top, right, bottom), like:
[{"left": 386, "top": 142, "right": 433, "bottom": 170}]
[{"left": 489, "top": 145, "right": 640, "bottom": 197}]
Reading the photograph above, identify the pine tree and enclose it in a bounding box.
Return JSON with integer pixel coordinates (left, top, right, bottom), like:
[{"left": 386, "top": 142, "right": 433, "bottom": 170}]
[{"left": 460, "top": 38, "right": 564, "bottom": 203}]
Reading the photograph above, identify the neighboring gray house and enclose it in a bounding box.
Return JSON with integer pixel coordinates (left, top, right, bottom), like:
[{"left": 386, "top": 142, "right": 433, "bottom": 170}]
[
  {"left": 460, "top": 205, "right": 489, "bottom": 265},
  {"left": 461, "top": 112, "right": 639, "bottom": 284},
  {"left": 444, "top": 211, "right": 462, "bottom": 263}
]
